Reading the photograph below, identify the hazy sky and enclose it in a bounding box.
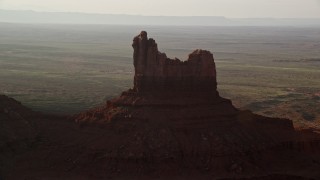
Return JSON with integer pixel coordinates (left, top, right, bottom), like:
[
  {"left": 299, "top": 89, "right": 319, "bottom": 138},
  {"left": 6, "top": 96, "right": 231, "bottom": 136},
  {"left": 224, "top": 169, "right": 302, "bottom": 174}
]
[{"left": 1, "top": 0, "right": 320, "bottom": 18}]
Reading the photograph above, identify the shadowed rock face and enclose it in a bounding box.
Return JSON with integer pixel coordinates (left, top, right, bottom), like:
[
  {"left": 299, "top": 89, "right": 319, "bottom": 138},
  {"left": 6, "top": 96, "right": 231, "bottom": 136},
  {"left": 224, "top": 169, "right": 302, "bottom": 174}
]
[{"left": 132, "top": 31, "right": 217, "bottom": 95}]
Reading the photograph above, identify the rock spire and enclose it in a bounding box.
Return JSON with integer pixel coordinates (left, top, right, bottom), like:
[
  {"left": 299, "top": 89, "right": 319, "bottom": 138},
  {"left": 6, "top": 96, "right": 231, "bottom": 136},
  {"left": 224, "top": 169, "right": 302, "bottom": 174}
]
[{"left": 132, "top": 31, "right": 217, "bottom": 95}]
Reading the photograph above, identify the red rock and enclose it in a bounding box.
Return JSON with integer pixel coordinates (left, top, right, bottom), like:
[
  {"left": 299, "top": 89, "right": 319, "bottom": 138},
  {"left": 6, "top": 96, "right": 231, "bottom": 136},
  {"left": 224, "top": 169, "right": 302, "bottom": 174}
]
[{"left": 132, "top": 31, "right": 217, "bottom": 95}]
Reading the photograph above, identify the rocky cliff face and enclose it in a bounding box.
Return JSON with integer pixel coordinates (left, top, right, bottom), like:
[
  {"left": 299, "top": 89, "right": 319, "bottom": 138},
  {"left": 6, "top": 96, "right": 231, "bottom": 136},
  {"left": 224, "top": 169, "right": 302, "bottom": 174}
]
[{"left": 132, "top": 31, "right": 218, "bottom": 96}]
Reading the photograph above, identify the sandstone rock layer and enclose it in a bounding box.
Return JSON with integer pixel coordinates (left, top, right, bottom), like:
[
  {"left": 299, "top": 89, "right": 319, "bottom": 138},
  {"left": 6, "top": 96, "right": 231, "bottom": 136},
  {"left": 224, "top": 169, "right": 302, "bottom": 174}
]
[{"left": 132, "top": 31, "right": 218, "bottom": 96}]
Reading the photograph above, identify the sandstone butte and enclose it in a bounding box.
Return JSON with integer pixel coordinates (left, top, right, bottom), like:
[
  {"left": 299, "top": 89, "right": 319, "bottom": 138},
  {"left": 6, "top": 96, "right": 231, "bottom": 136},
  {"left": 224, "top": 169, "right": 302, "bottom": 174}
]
[
  {"left": 132, "top": 31, "right": 217, "bottom": 94},
  {"left": 1, "top": 31, "right": 320, "bottom": 179}
]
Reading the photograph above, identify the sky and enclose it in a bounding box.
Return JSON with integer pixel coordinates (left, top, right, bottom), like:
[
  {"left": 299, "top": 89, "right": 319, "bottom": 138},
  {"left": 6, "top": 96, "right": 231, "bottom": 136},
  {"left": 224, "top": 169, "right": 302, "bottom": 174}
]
[{"left": 0, "top": 0, "right": 320, "bottom": 18}]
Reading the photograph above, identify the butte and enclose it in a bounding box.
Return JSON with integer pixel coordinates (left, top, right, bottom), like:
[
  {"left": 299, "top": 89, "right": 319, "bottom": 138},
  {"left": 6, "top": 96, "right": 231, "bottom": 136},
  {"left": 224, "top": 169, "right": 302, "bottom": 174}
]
[{"left": 73, "top": 31, "right": 320, "bottom": 178}]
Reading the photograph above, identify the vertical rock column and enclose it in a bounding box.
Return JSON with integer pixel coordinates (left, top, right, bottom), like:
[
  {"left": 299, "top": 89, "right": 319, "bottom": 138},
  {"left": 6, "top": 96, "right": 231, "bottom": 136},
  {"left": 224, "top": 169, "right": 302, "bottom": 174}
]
[{"left": 132, "top": 31, "right": 218, "bottom": 96}]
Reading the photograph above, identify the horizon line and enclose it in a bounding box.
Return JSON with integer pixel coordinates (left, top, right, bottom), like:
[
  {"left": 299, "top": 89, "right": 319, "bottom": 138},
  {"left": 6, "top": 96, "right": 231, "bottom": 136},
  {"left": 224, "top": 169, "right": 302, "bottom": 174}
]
[{"left": 1, "top": 9, "right": 320, "bottom": 19}]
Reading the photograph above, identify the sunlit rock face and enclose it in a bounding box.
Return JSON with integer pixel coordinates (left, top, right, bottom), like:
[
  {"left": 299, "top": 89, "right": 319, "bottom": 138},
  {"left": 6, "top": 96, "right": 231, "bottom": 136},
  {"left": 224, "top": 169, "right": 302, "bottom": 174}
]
[{"left": 132, "top": 31, "right": 218, "bottom": 95}]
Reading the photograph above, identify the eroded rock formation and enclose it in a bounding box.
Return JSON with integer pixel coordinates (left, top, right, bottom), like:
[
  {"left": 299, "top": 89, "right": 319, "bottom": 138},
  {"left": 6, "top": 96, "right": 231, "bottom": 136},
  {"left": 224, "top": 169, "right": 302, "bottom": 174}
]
[
  {"left": 132, "top": 31, "right": 217, "bottom": 95},
  {"left": 71, "top": 32, "right": 320, "bottom": 180},
  {"left": 76, "top": 31, "right": 236, "bottom": 123}
]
